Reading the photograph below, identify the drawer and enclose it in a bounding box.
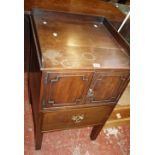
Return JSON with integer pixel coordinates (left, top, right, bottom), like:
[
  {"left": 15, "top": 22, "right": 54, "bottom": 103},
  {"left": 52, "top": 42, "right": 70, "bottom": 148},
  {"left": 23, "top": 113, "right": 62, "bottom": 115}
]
[
  {"left": 104, "top": 105, "right": 130, "bottom": 128},
  {"left": 42, "top": 105, "right": 114, "bottom": 132},
  {"left": 108, "top": 105, "right": 130, "bottom": 121}
]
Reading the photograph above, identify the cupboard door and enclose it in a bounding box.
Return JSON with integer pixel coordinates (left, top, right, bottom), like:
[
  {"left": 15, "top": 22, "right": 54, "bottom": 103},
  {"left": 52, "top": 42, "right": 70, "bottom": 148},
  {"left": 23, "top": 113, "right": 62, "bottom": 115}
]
[
  {"left": 43, "top": 72, "right": 93, "bottom": 108},
  {"left": 86, "top": 71, "right": 129, "bottom": 104}
]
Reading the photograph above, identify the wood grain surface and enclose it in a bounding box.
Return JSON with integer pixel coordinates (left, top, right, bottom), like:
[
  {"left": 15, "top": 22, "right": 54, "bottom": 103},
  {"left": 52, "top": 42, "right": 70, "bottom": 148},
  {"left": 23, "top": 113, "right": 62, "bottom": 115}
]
[
  {"left": 31, "top": 9, "right": 129, "bottom": 70},
  {"left": 25, "top": 0, "right": 125, "bottom": 22}
]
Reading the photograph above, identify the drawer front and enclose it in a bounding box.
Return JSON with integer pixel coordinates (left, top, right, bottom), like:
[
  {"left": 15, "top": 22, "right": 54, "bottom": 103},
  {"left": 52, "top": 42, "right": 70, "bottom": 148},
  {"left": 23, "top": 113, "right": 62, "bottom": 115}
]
[
  {"left": 42, "top": 72, "right": 93, "bottom": 108},
  {"left": 42, "top": 105, "right": 114, "bottom": 131},
  {"left": 108, "top": 106, "right": 130, "bottom": 121},
  {"left": 105, "top": 106, "right": 130, "bottom": 128}
]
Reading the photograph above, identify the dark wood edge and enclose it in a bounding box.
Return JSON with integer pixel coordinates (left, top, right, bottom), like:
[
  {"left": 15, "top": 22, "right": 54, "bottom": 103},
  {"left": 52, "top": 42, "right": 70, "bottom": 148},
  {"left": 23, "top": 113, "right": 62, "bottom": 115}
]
[
  {"left": 41, "top": 123, "right": 103, "bottom": 133},
  {"left": 42, "top": 69, "right": 129, "bottom": 74},
  {"left": 29, "top": 13, "right": 43, "bottom": 69},
  {"left": 39, "top": 74, "right": 44, "bottom": 112},
  {"left": 30, "top": 7, "right": 124, "bottom": 23},
  {"left": 40, "top": 67, "right": 130, "bottom": 72},
  {"left": 103, "top": 18, "right": 130, "bottom": 56},
  {"left": 41, "top": 67, "right": 130, "bottom": 71},
  {"left": 41, "top": 102, "right": 116, "bottom": 112}
]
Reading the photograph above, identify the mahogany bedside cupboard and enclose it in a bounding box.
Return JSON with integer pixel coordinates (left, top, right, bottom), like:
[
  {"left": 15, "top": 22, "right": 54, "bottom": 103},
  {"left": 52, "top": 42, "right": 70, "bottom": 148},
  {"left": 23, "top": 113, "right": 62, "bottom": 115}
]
[{"left": 28, "top": 9, "right": 130, "bottom": 150}]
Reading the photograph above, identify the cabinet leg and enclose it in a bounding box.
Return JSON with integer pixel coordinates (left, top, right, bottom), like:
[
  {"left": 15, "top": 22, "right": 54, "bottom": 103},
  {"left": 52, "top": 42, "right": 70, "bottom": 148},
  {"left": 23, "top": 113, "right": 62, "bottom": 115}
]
[
  {"left": 27, "top": 78, "right": 32, "bottom": 105},
  {"left": 28, "top": 89, "right": 32, "bottom": 105},
  {"left": 90, "top": 124, "right": 103, "bottom": 140},
  {"left": 35, "top": 131, "right": 43, "bottom": 150}
]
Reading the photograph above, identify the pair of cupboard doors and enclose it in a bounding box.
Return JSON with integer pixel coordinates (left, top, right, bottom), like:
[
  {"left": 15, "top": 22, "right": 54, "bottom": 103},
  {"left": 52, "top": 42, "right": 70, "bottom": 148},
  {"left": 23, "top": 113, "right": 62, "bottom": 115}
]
[{"left": 42, "top": 70, "right": 129, "bottom": 109}]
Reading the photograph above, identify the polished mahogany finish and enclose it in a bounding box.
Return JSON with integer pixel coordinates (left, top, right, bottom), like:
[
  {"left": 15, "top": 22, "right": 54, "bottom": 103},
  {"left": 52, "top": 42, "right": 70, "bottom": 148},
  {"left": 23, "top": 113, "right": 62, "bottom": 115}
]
[
  {"left": 32, "top": 9, "right": 129, "bottom": 70},
  {"left": 43, "top": 72, "right": 93, "bottom": 108},
  {"left": 42, "top": 105, "right": 114, "bottom": 132},
  {"left": 24, "top": 0, "right": 126, "bottom": 73},
  {"left": 29, "top": 9, "right": 130, "bottom": 149},
  {"left": 25, "top": 0, "right": 125, "bottom": 22}
]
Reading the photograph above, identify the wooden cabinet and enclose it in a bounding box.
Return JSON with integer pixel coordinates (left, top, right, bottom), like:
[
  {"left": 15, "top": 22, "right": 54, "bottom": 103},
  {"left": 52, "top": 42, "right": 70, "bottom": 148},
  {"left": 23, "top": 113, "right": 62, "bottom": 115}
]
[{"left": 29, "top": 9, "right": 130, "bottom": 149}]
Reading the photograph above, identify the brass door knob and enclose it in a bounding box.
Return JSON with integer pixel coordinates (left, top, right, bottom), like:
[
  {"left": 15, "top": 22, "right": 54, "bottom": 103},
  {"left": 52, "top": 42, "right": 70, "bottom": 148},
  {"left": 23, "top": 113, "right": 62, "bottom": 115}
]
[{"left": 87, "top": 89, "right": 94, "bottom": 97}]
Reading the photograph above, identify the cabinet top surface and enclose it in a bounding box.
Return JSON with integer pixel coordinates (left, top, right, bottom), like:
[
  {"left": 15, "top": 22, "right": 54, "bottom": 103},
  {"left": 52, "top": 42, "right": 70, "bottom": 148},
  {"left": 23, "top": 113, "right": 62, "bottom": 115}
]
[
  {"left": 25, "top": 0, "right": 125, "bottom": 22},
  {"left": 32, "top": 9, "right": 130, "bottom": 70}
]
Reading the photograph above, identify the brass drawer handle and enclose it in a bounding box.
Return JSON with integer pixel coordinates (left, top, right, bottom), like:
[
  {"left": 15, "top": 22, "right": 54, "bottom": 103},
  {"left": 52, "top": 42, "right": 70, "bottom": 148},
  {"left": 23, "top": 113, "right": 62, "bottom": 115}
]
[
  {"left": 116, "top": 113, "right": 122, "bottom": 119},
  {"left": 87, "top": 89, "right": 94, "bottom": 97},
  {"left": 72, "top": 114, "right": 84, "bottom": 123}
]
